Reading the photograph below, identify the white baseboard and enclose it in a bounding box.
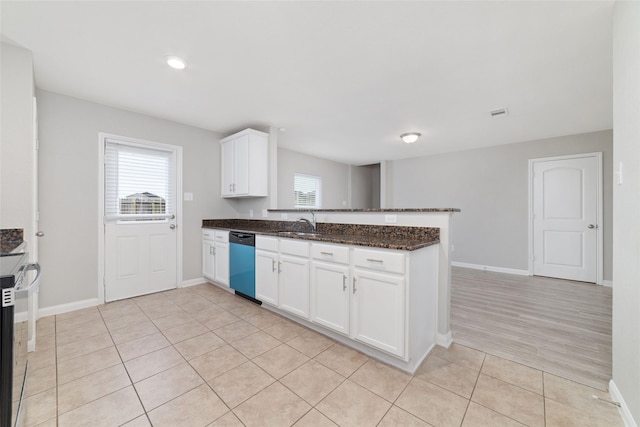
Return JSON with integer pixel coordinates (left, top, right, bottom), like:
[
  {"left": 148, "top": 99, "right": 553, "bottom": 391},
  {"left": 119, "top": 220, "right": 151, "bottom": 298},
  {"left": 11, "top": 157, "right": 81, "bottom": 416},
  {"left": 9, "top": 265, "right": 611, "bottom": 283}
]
[
  {"left": 452, "top": 261, "right": 530, "bottom": 276},
  {"left": 602, "top": 280, "right": 613, "bottom": 288},
  {"left": 436, "top": 331, "right": 453, "bottom": 348},
  {"left": 610, "top": 380, "right": 638, "bottom": 427},
  {"left": 180, "top": 277, "right": 207, "bottom": 288},
  {"left": 38, "top": 298, "right": 100, "bottom": 318}
]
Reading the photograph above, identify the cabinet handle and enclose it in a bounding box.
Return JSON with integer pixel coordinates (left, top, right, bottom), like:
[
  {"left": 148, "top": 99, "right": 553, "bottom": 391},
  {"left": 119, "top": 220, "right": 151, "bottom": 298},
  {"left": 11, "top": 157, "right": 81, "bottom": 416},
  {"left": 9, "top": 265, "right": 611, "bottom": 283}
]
[
  {"left": 353, "top": 277, "right": 357, "bottom": 294},
  {"left": 229, "top": 184, "right": 232, "bottom": 192},
  {"left": 343, "top": 275, "right": 347, "bottom": 291},
  {"left": 272, "top": 259, "right": 276, "bottom": 273},
  {"left": 233, "top": 183, "right": 236, "bottom": 192},
  {"left": 320, "top": 251, "right": 333, "bottom": 256},
  {"left": 366, "top": 258, "right": 384, "bottom": 264}
]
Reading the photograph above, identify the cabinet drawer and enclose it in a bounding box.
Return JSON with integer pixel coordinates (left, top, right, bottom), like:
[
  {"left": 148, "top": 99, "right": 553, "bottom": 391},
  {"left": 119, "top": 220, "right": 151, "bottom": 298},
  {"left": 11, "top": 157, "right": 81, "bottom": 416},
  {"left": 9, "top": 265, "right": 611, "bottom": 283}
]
[
  {"left": 353, "top": 248, "right": 405, "bottom": 274},
  {"left": 256, "top": 235, "right": 278, "bottom": 252},
  {"left": 280, "top": 238, "right": 310, "bottom": 257},
  {"left": 202, "top": 229, "right": 215, "bottom": 241},
  {"left": 214, "top": 230, "right": 229, "bottom": 242},
  {"left": 311, "top": 243, "right": 350, "bottom": 264}
]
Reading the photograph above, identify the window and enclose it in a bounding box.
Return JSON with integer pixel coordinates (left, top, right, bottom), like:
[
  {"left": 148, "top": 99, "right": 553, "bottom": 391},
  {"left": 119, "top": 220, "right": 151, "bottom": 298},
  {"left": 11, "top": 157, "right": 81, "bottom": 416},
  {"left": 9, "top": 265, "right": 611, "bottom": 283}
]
[
  {"left": 294, "top": 173, "right": 322, "bottom": 208},
  {"left": 105, "top": 140, "right": 176, "bottom": 221}
]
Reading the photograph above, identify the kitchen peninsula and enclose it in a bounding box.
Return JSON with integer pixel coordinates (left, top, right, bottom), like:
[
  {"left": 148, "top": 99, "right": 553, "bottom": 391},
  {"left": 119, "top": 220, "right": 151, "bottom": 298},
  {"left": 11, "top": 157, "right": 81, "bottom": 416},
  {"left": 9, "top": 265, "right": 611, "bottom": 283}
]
[{"left": 203, "top": 208, "right": 458, "bottom": 373}]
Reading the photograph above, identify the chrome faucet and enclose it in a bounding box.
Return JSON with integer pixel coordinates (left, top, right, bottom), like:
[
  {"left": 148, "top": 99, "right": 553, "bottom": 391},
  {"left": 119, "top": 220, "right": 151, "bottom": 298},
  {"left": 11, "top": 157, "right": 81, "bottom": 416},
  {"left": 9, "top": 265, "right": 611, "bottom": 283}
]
[{"left": 297, "top": 212, "right": 316, "bottom": 232}]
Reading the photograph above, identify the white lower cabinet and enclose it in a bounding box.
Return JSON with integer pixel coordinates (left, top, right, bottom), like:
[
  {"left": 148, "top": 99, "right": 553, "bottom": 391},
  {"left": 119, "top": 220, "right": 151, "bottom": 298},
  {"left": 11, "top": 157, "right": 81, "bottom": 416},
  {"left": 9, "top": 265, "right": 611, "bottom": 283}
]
[
  {"left": 251, "top": 236, "right": 436, "bottom": 368},
  {"left": 202, "top": 229, "right": 229, "bottom": 287},
  {"left": 256, "top": 248, "right": 279, "bottom": 305},
  {"left": 351, "top": 268, "right": 405, "bottom": 358},
  {"left": 255, "top": 237, "right": 311, "bottom": 319},
  {"left": 203, "top": 239, "right": 215, "bottom": 281},
  {"left": 214, "top": 240, "right": 229, "bottom": 286},
  {"left": 310, "top": 260, "right": 350, "bottom": 335},
  {"left": 279, "top": 254, "right": 310, "bottom": 318}
]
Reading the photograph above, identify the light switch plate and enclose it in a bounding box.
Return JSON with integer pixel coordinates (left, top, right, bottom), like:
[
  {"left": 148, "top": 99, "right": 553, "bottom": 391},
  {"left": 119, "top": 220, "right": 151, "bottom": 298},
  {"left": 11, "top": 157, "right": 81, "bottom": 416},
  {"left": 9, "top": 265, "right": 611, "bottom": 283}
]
[
  {"left": 262, "top": 209, "right": 269, "bottom": 218},
  {"left": 385, "top": 214, "right": 397, "bottom": 223},
  {"left": 183, "top": 192, "right": 193, "bottom": 201},
  {"left": 249, "top": 209, "right": 254, "bottom": 218}
]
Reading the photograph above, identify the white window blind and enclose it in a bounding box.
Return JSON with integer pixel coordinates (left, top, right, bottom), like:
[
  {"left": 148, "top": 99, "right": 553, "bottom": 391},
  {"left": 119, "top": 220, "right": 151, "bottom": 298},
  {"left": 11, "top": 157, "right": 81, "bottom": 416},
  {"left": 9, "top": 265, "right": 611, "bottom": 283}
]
[
  {"left": 294, "top": 173, "right": 321, "bottom": 208},
  {"left": 105, "top": 140, "right": 176, "bottom": 221}
]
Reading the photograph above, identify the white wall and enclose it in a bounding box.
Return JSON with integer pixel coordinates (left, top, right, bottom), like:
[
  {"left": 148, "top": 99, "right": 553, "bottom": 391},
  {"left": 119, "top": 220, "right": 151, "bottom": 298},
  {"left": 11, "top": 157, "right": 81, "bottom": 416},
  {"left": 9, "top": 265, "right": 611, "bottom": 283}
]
[
  {"left": 612, "top": 1, "right": 640, "bottom": 424},
  {"left": 390, "top": 130, "right": 613, "bottom": 280},
  {"left": 0, "top": 43, "right": 35, "bottom": 256},
  {"left": 36, "top": 90, "right": 234, "bottom": 308},
  {"left": 277, "top": 147, "right": 349, "bottom": 210}
]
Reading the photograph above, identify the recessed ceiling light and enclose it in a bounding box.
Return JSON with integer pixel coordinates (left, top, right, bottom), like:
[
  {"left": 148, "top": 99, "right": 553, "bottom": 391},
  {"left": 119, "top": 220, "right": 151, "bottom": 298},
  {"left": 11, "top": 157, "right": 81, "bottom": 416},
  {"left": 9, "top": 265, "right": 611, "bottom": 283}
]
[
  {"left": 166, "top": 56, "right": 187, "bottom": 70},
  {"left": 400, "top": 132, "right": 421, "bottom": 144}
]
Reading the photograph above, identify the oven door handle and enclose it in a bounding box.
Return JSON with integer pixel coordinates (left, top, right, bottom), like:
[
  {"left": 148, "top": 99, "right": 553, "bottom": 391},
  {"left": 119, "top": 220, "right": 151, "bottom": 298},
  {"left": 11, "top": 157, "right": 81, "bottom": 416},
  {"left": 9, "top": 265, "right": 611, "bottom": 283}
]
[{"left": 16, "top": 263, "right": 41, "bottom": 294}]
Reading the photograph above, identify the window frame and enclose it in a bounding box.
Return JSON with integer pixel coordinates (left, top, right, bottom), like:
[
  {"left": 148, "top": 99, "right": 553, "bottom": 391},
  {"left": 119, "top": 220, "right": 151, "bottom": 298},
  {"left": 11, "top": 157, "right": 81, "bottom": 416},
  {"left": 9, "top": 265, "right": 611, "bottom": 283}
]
[{"left": 294, "top": 173, "right": 322, "bottom": 209}]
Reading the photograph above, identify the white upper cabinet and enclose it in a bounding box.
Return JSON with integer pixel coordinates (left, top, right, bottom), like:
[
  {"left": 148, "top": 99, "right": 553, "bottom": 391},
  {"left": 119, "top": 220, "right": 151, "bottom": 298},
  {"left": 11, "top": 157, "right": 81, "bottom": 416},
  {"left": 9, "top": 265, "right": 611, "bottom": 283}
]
[{"left": 220, "top": 129, "right": 268, "bottom": 198}]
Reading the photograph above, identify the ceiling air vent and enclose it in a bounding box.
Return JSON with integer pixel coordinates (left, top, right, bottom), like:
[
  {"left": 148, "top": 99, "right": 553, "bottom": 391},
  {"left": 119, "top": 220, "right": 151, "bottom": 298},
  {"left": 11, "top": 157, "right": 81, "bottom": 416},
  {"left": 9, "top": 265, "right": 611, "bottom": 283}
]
[{"left": 490, "top": 108, "right": 509, "bottom": 118}]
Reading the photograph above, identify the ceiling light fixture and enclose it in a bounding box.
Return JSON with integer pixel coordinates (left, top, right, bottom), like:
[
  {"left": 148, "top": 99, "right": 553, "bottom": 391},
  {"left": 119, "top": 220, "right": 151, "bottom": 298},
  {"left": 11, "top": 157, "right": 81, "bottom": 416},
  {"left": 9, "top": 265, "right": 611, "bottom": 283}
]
[
  {"left": 400, "top": 132, "right": 421, "bottom": 144},
  {"left": 166, "top": 56, "right": 187, "bottom": 70}
]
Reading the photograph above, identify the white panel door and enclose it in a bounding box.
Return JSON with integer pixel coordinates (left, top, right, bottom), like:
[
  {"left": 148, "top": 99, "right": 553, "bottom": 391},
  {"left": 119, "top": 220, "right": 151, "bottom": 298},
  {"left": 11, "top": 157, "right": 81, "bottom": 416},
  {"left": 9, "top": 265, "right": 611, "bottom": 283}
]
[
  {"left": 533, "top": 156, "right": 599, "bottom": 282},
  {"left": 214, "top": 241, "right": 229, "bottom": 287},
  {"left": 106, "top": 222, "right": 176, "bottom": 301},
  {"left": 233, "top": 134, "right": 250, "bottom": 195},
  {"left": 352, "top": 269, "right": 405, "bottom": 357},
  {"left": 310, "top": 261, "right": 350, "bottom": 335},
  {"left": 256, "top": 250, "right": 279, "bottom": 306},
  {"left": 279, "top": 254, "right": 310, "bottom": 319},
  {"left": 104, "top": 139, "right": 178, "bottom": 302},
  {"left": 203, "top": 240, "right": 215, "bottom": 281},
  {"left": 220, "top": 140, "right": 234, "bottom": 196}
]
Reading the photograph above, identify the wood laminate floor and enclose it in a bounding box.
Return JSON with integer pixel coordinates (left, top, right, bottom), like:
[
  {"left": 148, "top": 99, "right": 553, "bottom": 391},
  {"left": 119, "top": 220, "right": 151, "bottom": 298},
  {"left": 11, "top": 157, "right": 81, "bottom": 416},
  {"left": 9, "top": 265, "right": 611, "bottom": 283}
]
[{"left": 451, "top": 267, "right": 612, "bottom": 391}]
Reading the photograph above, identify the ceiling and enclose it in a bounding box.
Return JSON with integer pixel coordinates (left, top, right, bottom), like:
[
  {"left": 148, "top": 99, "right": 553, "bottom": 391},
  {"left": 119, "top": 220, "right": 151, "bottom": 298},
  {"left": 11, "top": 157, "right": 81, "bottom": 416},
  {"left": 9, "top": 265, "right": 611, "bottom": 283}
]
[{"left": 1, "top": 1, "right": 613, "bottom": 165}]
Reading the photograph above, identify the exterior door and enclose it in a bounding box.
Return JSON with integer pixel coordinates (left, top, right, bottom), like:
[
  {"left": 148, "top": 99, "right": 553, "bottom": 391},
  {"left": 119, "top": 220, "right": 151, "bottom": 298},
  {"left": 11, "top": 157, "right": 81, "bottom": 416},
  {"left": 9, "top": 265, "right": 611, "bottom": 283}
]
[
  {"left": 532, "top": 154, "right": 600, "bottom": 283},
  {"left": 104, "top": 138, "right": 179, "bottom": 302}
]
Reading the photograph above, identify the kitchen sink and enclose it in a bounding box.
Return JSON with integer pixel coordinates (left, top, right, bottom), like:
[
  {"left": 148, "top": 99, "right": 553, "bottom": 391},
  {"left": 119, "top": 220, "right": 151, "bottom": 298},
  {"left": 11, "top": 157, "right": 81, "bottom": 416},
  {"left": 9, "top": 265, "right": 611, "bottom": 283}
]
[{"left": 277, "top": 231, "right": 325, "bottom": 238}]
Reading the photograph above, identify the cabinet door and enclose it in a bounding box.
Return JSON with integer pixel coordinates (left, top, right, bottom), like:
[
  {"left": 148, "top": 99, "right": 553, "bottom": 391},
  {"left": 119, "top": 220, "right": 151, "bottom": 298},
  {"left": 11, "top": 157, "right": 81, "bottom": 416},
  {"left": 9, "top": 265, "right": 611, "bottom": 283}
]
[
  {"left": 214, "top": 242, "right": 229, "bottom": 287},
  {"left": 310, "top": 261, "right": 350, "bottom": 335},
  {"left": 203, "top": 241, "right": 215, "bottom": 281},
  {"left": 221, "top": 140, "right": 234, "bottom": 196},
  {"left": 352, "top": 269, "right": 405, "bottom": 357},
  {"left": 256, "top": 250, "right": 279, "bottom": 306},
  {"left": 279, "top": 254, "right": 310, "bottom": 319},
  {"left": 233, "top": 134, "right": 250, "bottom": 195}
]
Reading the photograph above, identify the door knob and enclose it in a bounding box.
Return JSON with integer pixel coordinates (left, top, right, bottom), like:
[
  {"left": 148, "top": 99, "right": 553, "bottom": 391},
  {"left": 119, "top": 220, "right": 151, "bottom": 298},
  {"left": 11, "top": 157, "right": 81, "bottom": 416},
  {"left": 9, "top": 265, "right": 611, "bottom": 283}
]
[
  {"left": 169, "top": 224, "right": 176, "bottom": 230},
  {"left": 588, "top": 224, "right": 597, "bottom": 229},
  {"left": 35, "top": 231, "right": 44, "bottom": 237}
]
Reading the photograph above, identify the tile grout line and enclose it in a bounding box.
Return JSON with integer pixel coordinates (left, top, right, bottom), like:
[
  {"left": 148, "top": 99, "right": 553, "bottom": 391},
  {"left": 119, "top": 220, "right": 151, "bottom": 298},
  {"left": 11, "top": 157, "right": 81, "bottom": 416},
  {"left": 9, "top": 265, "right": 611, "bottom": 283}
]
[{"left": 459, "top": 351, "right": 487, "bottom": 424}]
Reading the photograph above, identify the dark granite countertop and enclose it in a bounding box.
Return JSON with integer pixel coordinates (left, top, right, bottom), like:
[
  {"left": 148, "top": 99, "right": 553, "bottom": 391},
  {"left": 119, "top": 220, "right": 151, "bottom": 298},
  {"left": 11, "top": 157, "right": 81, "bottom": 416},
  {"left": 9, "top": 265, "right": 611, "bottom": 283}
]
[
  {"left": 1, "top": 228, "right": 24, "bottom": 255},
  {"left": 202, "top": 219, "right": 439, "bottom": 251},
  {"left": 268, "top": 208, "right": 460, "bottom": 213}
]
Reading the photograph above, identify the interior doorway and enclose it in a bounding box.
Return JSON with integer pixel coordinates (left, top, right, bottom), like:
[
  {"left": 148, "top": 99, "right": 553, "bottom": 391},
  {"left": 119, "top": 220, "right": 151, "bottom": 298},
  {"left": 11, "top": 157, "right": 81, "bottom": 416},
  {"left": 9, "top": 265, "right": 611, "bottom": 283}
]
[{"left": 529, "top": 153, "right": 603, "bottom": 284}]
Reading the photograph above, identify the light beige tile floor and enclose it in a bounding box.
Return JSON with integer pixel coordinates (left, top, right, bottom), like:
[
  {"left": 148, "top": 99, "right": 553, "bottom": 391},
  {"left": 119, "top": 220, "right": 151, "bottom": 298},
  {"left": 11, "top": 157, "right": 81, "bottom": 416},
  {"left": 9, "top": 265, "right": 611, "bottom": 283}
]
[{"left": 21, "top": 283, "right": 624, "bottom": 426}]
